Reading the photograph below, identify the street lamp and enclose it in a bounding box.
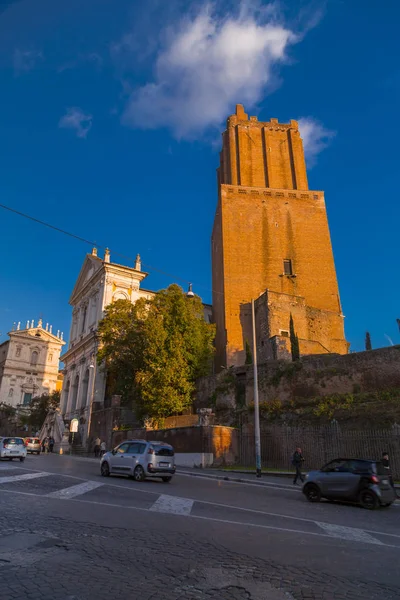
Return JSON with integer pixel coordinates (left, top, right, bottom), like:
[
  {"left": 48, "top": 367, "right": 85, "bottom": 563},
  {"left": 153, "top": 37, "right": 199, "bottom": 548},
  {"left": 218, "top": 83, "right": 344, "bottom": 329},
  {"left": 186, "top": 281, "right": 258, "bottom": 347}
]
[
  {"left": 86, "top": 335, "right": 98, "bottom": 447},
  {"left": 251, "top": 299, "right": 262, "bottom": 478}
]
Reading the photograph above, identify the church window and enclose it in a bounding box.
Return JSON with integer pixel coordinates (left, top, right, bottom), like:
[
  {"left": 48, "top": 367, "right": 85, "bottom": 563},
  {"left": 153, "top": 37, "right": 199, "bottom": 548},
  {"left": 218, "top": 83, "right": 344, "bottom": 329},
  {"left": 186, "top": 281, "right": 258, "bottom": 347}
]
[
  {"left": 283, "top": 259, "right": 293, "bottom": 276},
  {"left": 31, "top": 351, "right": 39, "bottom": 366},
  {"left": 16, "top": 347, "right": 21, "bottom": 357},
  {"left": 49, "top": 353, "right": 53, "bottom": 362},
  {"left": 81, "top": 306, "right": 87, "bottom": 333}
]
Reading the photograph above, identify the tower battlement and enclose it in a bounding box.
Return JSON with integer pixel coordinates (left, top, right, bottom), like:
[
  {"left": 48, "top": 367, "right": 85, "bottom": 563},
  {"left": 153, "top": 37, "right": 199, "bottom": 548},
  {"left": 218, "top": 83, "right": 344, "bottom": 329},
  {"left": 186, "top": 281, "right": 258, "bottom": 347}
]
[{"left": 219, "top": 104, "right": 308, "bottom": 191}]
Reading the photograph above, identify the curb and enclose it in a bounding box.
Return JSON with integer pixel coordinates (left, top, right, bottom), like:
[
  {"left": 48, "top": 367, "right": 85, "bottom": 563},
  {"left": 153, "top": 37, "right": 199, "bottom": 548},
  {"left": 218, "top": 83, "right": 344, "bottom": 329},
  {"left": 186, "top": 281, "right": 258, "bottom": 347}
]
[{"left": 177, "top": 470, "right": 294, "bottom": 488}]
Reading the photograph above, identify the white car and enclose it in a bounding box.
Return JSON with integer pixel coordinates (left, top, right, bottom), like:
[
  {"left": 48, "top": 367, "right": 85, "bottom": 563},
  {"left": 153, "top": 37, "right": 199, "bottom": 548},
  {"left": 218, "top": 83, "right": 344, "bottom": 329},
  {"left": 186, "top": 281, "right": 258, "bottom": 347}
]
[{"left": 0, "top": 437, "right": 27, "bottom": 461}]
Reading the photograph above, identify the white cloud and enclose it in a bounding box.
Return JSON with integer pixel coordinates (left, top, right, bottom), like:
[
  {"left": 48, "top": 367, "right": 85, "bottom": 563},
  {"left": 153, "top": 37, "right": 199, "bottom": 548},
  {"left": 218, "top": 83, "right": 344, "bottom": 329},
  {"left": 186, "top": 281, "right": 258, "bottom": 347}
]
[
  {"left": 13, "top": 49, "right": 43, "bottom": 74},
  {"left": 58, "top": 107, "right": 93, "bottom": 139},
  {"left": 298, "top": 117, "right": 335, "bottom": 167},
  {"left": 120, "top": 5, "right": 299, "bottom": 139}
]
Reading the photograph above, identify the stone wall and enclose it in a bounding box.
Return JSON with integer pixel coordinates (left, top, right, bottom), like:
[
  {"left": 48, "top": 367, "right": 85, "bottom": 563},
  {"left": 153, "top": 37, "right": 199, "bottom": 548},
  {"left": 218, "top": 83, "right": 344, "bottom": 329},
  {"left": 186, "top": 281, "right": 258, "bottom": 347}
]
[
  {"left": 196, "top": 345, "right": 400, "bottom": 423},
  {"left": 111, "top": 425, "right": 239, "bottom": 467}
]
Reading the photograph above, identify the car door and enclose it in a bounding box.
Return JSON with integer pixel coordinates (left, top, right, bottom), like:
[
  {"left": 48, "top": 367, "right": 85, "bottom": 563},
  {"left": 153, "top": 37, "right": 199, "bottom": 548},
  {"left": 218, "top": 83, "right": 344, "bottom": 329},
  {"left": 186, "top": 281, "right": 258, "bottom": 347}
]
[
  {"left": 319, "top": 460, "right": 350, "bottom": 497},
  {"left": 109, "top": 443, "right": 131, "bottom": 473},
  {"left": 124, "top": 443, "right": 142, "bottom": 474}
]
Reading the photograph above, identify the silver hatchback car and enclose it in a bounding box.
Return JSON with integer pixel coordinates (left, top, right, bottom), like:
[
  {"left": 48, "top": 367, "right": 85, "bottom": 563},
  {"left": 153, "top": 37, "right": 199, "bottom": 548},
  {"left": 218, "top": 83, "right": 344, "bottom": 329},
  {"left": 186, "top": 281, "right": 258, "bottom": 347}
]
[
  {"left": 100, "top": 439, "right": 176, "bottom": 483},
  {"left": 0, "top": 437, "right": 27, "bottom": 461}
]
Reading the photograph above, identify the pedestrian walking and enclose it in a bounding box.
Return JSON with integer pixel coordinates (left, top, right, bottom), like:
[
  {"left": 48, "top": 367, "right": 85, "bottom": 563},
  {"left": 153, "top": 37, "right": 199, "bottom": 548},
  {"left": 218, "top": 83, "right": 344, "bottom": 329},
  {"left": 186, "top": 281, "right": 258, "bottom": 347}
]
[
  {"left": 292, "top": 447, "right": 305, "bottom": 485},
  {"left": 382, "top": 452, "right": 395, "bottom": 491},
  {"left": 100, "top": 441, "right": 106, "bottom": 457},
  {"left": 94, "top": 437, "right": 101, "bottom": 458},
  {"left": 49, "top": 436, "right": 55, "bottom": 453}
]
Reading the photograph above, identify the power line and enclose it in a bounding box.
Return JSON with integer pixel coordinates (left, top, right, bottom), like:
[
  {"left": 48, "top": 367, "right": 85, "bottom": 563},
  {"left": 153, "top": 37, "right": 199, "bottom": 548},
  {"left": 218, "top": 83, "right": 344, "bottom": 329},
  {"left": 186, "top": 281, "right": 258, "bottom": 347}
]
[{"left": 0, "top": 201, "right": 218, "bottom": 295}]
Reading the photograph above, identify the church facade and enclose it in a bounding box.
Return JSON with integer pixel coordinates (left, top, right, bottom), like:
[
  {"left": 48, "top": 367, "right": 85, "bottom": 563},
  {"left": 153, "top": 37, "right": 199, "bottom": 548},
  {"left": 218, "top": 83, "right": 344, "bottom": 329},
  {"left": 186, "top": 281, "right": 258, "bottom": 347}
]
[
  {"left": 60, "top": 248, "right": 154, "bottom": 445},
  {"left": 0, "top": 320, "right": 65, "bottom": 407},
  {"left": 212, "top": 104, "right": 348, "bottom": 370}
]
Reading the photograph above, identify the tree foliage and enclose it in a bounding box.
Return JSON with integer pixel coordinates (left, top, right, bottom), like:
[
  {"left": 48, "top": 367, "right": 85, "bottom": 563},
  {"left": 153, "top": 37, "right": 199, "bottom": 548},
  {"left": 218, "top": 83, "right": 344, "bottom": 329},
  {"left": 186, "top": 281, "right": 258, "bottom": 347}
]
[
  {"left": 365, "top": 331, "right": 372, "bottom": 351},
  {"left": 289, "top": 313, "right": 300, "bottom": 362},
  {"left": 97, "top": 285, "right": 215, "bottom": 423},
  {"left": 27, "top": 391, "right": 60, "bottom": 430}
]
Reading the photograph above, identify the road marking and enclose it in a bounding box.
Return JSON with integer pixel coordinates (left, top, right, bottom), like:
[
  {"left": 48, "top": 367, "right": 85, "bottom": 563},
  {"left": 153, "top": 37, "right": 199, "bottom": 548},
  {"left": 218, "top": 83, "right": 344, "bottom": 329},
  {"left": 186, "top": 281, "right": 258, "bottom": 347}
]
[
  {"left": 0, "top": 472, "right": 51, "bottom": 484},
  {"left": 316, "top": 522, "right": 384, "bottom": 545},
  {"left": 0, "top": 487, "right": 399, "bottom": 548},
  {"left": 46, "top": 480, "right": 104, "bottom": 499},
  {"left": 176, "top": 472, "right": 300, "bottom": 493},
  {"left": 150, "top": 494, "right": 194, "bottom": 516}
]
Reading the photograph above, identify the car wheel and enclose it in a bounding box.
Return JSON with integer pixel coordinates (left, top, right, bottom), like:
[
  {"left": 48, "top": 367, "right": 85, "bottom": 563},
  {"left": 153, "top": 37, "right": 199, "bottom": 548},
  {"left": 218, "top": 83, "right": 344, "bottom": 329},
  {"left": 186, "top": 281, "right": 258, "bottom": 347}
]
[
  {"left": 303, "top": 483, "right": 321, "bottom": 503},
  {"left": 381, "top": 503, "right": 392, "bottom": 508},
  {"left": 101, "top": 462, "right": 110, "bottom": 477},
  {"left": 36, "top": 452, "right": 40, "bottom": 455},
  {"left": 359, "top": 490, "right": 379, "bottom": 510},
  {"left": 8, "top": 458, "right": 12, "bottom": 461},
  {"left": 133, "top": 465, "right": 146, "bottom": 482},
  {"left": 20, "top": 457, "right": 25, "bottom": 462},
  {"left": 162, "top": 476, "right": 172, "bottom": 483}
]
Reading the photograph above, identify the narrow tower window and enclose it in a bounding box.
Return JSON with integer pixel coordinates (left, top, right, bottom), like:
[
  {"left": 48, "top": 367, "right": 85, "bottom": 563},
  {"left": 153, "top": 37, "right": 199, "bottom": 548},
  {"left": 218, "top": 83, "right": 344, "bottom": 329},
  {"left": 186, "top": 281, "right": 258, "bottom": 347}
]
[{"left": 283, "top": 259, "right": 293, "bottom": 276}]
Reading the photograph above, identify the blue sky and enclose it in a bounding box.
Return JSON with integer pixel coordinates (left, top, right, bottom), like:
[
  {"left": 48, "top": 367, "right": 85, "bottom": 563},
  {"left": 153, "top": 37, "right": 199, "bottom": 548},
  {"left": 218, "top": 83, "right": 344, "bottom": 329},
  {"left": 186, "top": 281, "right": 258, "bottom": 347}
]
[{"left": 0, "top": 0, "right": 399, "bottom": 352}]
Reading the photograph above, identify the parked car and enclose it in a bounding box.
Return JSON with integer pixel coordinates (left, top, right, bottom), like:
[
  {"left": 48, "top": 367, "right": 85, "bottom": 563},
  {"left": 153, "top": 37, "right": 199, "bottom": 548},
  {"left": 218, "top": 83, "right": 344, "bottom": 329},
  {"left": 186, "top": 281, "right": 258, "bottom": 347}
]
[
  {"left": 24, "top": 437, "right": 41, "bottom": 455},
  {"left": 303, "top": 458, "right": 396, "bottom": 509},
  {"left": 0, "top": 437, "right": 27, "bottom": 461},
  {"left": 100, "top": 439, "right": 176, "bottom": 482}
]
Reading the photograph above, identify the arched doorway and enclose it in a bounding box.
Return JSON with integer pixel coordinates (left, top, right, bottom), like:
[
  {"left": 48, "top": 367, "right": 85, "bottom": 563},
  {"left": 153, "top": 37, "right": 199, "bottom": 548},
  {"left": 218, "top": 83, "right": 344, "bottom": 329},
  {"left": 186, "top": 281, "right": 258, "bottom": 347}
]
[
  {"left": 70, "top": 375, "right": 79, "bottom": 412},
  {"left": 63, "top": 380, "right": 70, "bottom": 414},
  {"left": 80, "top": 369, "right": 89, "bottom": 408}
]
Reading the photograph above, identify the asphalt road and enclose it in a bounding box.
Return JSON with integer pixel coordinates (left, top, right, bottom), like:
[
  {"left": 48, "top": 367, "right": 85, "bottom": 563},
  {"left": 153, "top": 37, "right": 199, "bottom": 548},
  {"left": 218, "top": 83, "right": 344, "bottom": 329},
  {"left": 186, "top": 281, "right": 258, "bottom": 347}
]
[{"left": 0, "top": 453, "right": 399, "bottom": 600}]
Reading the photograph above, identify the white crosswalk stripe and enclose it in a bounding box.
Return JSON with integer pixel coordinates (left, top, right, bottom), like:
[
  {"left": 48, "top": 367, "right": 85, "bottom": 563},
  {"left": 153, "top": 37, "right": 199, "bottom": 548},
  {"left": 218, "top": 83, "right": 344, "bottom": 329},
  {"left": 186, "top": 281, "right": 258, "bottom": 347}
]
[
  {"left": 150, "top": 494, "right": 194, "bottom": 516},
  {"left": 46, "top": 480, "right": 104, "bottom": 499},
  {"left": 316, "top": 522, "right": 384, "bottom": 545},
  {"left": 0, "top": 472, "right": 51, "bottom": 484}
]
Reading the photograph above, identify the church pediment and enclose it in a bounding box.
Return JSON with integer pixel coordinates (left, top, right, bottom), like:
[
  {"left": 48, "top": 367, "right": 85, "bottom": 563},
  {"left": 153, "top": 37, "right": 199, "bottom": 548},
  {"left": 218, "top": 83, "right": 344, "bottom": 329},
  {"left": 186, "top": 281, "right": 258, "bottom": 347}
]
[
  {"left": 10, "top": 327, "right": 65, "bottom": 345},
  {"left": 70, "top": 254, "right": 103, "bottom": 304}
]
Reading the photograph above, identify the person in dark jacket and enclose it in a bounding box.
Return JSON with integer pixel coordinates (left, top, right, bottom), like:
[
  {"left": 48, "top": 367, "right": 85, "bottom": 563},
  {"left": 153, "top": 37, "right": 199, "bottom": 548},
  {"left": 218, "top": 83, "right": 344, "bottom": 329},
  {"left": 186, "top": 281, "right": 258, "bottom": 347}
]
[
  {"left": 382, "top": 452, "right": 395, "bottom": 489},
  {"left": 292, "top": 447, "right": 305, "bottom": 485}
]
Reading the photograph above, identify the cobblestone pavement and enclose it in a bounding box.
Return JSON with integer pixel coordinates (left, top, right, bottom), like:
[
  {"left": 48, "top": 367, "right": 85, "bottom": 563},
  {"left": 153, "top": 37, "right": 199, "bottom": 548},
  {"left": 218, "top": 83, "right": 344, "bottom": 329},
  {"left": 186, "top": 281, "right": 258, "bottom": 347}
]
[{"left": 1, "top": 495, "right": 400, "bottom": 600}]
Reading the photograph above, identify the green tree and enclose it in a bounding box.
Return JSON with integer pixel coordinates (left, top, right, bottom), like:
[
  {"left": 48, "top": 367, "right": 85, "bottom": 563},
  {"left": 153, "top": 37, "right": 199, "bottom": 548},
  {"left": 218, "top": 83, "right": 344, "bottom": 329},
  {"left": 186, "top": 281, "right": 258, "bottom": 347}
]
[
  {"left": 289, "top": 313, "right": 300, "bottom": 361},
  {"left": 98, "top": 285, "right": 215, "bottom": 423},
  {"left": 245, "top": 340, "right": 252, "bottom": 364},
  {"left": 365, "top": 331, "right": 372, "bottom": 351},
  {"left": 27, "top": 391, "right": 60, "bottom": 430}
]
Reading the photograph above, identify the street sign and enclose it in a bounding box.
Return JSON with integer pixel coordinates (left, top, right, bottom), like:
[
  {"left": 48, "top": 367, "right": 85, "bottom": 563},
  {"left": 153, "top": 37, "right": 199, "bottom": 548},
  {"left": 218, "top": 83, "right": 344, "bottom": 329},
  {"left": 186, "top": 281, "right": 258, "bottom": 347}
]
[{"left": 70, "top": 418, "right": 79, "bottom": 433}]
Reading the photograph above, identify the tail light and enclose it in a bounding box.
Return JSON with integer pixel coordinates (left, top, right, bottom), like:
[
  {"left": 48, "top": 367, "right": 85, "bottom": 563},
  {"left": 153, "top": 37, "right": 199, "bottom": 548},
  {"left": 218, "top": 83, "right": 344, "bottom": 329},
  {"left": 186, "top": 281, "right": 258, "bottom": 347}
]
[
  {"left": 148, "top": 463, "right": 153, "bottom": 471},
  {"left": 370, "top": 475, "right": 379, "bottom": 484}
]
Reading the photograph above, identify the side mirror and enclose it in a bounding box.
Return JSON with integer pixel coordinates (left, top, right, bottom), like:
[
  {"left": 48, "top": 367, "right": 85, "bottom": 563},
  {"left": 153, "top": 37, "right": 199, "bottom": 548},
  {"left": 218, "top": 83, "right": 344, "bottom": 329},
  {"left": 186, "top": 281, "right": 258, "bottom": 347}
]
[{"left": 112, "top": 449, "right": 116, "bottom": 455}]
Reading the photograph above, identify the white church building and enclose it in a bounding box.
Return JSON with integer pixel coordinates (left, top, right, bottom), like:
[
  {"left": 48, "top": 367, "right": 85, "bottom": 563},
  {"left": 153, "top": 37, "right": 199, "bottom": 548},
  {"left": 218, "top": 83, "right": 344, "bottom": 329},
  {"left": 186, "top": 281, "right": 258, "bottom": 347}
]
[
  {"left": 0, "top": 320, "right": 65, "bottom": 407},
  {"left": 60, "top": 248, "right": 155, "bottom": 446}
]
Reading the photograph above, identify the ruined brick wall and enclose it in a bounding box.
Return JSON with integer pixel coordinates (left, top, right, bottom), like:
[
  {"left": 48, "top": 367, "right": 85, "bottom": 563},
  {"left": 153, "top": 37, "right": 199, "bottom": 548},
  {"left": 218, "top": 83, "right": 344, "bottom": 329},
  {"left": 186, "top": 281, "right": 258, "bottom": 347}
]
[
  {"left": 196, "top": 345, "right": 400, "bottom": 411},
  {"left": 212, "top": 104, "right": 347, "bottom": 371}
]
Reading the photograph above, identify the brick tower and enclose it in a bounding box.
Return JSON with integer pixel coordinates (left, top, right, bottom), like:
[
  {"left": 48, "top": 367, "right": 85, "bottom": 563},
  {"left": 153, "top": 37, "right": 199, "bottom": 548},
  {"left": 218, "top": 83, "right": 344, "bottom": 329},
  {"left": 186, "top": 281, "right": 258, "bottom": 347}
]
[{"left": 212, "top": 104, "right": 348, "bottom": 370}]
